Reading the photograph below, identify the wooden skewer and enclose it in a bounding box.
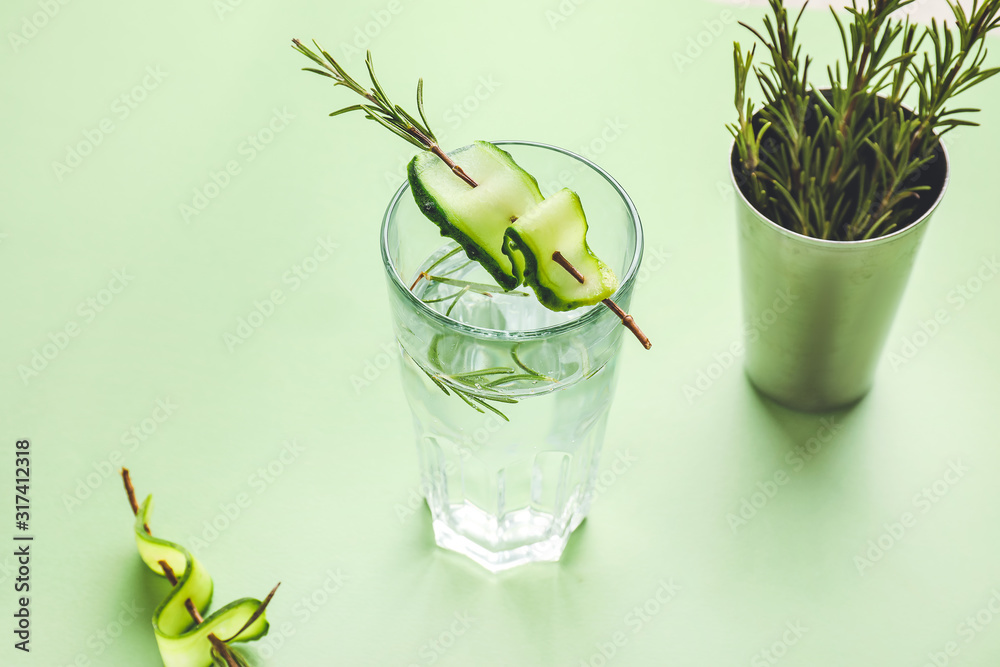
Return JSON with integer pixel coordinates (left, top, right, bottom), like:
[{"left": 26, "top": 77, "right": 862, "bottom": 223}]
[{"left": 552, "top": 251, "right": 586, "bottom": 283}]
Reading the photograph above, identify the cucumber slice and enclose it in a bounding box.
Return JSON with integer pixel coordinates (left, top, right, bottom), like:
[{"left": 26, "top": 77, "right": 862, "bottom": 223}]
[
  {"left": 503, "top": 188, "right": 618, "bottom": 312},
  {"left": 408, "top": 141, "right": 543, "bottom": 290},
  {"left": 134, "top": 496, "right": 271, "bottom": 667}
]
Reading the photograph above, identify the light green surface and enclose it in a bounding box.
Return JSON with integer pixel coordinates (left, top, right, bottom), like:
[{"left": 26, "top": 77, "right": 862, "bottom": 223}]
[{"left": 3, "top": 1, "right": 1000, "bottom": 665}]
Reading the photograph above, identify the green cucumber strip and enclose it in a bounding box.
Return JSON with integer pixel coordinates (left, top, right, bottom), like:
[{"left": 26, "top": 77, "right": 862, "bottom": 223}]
[
  {"left": 134, "top": 496, "right": 270, "bottom": 667},
  {"left": 503, "top": 188, "right": 618, "bottom": 312},
  {"left": 155, "top": 599, "right": 269, "bottom": 667},
  {"left": 408, "top": 141, "right": 542, "bottom": 290}
]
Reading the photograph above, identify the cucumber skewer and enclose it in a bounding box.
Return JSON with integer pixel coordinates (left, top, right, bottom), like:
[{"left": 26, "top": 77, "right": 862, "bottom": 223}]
[
  {"left": 121, "top": 469, "right": 279, "bottom": 667},
  {"left": 291, "top": 39, "right": 651, "bottom": 350}
]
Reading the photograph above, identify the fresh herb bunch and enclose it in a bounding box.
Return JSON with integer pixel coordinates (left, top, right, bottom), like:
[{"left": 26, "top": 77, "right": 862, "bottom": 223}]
[{"left": 730, "top": 0, "right": 1000, "bottom": 241}]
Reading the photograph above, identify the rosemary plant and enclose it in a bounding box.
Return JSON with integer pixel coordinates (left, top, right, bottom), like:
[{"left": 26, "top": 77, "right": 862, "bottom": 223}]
[{"left": 730, "top": 0, "right": 1000, "bottom": 241}]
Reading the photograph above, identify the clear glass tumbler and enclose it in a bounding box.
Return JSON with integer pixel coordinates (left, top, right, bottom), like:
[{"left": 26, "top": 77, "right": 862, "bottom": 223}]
[{"left": 380, "top": 141, "right": 643, "bottom": 571}]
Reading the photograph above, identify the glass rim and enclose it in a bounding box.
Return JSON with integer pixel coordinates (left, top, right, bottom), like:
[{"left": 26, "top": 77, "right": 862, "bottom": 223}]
[{"left": 380, "top": 139, "right": 644, "bottom": 341}]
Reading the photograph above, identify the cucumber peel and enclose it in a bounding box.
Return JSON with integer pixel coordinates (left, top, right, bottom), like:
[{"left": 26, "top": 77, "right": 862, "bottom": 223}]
[
  {"left": 133, "top": 496, "right": 270, "bottom": 667},
  {"left": 503, "top": 188, "right": 618, "bottom": 311}
]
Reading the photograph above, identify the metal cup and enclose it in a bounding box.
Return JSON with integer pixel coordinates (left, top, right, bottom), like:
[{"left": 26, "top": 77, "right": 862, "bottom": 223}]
[{"left": 730, "top": 142, "right": 950, "bottom": 412}]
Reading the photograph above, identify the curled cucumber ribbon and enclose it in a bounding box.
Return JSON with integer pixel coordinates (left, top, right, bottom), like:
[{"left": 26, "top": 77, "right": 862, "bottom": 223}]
[{"left": 134, "top": 495, "right": 270, "bottom": 667}]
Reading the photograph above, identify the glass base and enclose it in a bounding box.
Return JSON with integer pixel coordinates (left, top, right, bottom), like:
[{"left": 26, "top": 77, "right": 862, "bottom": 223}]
[{"left": 428, "top": 494, "right": 590, "bottom": 572}]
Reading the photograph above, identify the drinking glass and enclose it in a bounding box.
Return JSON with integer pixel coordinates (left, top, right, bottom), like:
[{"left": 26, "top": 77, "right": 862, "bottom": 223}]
[{"left": 380, "top": 141, "right": 643, "bottom": 571}]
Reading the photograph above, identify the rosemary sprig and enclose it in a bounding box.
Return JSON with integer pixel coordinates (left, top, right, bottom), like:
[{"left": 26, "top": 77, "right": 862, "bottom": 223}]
[
  {"left": 419, "top": 338, "right": 555, "bottom": 420},
  {"left": 292, "top": 39, "right": 652, "bottom": 349},
  {"left": 414, "top": 246, "right": 530, "bottom": 317},
  {"left": 420, "top": 364, "right": 518, "bottom": 422},
  {"left": 292, "top": 39, "right": 475, "bottom": 184},
  {"left": 437, "top": 259, "right": 474, "bottom": 278},
  {"left": 410, "top": 246, "right": 464, "bottom": 290},
  {"left": 443, "top": 288, "right": 468, "bottom": 317},
  {"left": 486, "top": 373, "right": 551, "bottom": 388},
  {"left": 424, "top": 274, "right": 530, "bottom": 295},
  {"left": 730, "top": 0, "right": 1000, "bottom": 241}
]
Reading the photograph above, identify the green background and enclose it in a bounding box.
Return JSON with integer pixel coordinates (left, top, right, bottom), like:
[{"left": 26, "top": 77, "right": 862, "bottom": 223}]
[{"left": 3, "top": 0, "right": 1000, "bottom": 665}]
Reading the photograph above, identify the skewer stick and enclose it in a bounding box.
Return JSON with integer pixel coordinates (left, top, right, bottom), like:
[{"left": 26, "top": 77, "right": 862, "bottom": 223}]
[{"left": 552, "top": 251, "right": 586, "bottom": 284}]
